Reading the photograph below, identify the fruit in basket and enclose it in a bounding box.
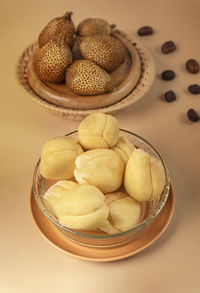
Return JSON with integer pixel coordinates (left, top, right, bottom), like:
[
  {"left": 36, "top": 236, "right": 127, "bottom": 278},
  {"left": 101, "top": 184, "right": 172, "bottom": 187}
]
[
  {"left": 38, "top": 11, "right": 75, "bottom": 48},
  {"left": 99, "top": 192, "right": 141, "bottom": 234},
  {"left": 77, "top": 18, "right": 115, "bottom": 37},
  {"left": 124, "top": 149, "right": 165, "bottom": 201},
  {"left": 43, "top": 180, "right": 109, "bottom": 230},
  {"left": 74, "top": 149, "right": 124, "bottom": 194},
  {"left": 78, "top": 113, "right": 119, "bottom": 149},
  {"left": 34, "top": 34, "right": 73, "bottom": 83},
  {"left": 66, "top": 59, "right": 113, "bottom": 95},
  {"left": 77, "top": 35, "right": 126, "bottom": 72},
  {"left": 40, "top": 136, "right": 83, "bottom": 180},
  {"left": 33, "top": 12, "right": 131, "bottom": 94}
]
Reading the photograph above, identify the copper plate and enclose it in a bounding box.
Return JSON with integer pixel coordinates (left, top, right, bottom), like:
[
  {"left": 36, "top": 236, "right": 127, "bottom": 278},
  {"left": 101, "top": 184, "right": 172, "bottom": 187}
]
[{"left": 29, "top": 185, "right": 174, "bottom": 262}]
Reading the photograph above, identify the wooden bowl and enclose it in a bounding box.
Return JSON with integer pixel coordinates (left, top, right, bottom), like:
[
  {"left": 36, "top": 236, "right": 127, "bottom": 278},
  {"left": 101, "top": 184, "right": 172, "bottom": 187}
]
[
  {"left": 26, "top": 32, "right": 141, "bottom": 110},
  {"left": 17, "top": 30, "right": 155, "bottom": 120}
]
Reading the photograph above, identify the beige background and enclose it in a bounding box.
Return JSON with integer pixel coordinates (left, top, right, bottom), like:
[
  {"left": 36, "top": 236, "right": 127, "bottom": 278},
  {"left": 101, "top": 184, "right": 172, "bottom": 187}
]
[{"left": 1, "top": 0, "right": 200, "bottom": 292}]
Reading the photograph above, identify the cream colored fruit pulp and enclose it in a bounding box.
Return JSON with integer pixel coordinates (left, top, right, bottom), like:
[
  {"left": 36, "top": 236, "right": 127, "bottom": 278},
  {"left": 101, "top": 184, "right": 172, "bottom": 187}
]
[{"left": 43, "top": 178, "right": 153, "bottom": 235}]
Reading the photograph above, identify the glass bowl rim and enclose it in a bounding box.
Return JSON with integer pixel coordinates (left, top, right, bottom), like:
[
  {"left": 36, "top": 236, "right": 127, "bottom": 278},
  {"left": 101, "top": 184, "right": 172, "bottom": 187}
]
[{"left": 32, "top": 129, "right": 171, "bottom": 239}]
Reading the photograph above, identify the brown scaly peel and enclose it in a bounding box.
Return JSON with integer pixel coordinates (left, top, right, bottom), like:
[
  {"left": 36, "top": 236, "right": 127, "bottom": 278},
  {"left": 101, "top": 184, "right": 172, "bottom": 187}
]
[
  {"left": 38, "top": 11, "right": 75, "bottom": 48},
  {"left": 66, "top": 60, "right": 114, "bottom": 96},
  {"left": 77, "top": 18, "right": 116, "bottom": 37},
  {"left": 34, "top": 34, "right": 73, "bottom": 84},
  {"left": 76, "top": 35, "right": 126, "bottom": 73}
]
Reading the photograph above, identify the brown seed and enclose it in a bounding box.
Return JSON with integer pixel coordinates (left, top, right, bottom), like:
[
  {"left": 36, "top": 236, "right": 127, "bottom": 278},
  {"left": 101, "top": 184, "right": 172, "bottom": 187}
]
[
  {"left": 187, "top": 109, "right": 200, "bottom": 122},
  {"left": 137, "top": 26, "right": 153, "bottom": 36},
  {"left": 188, "top": 84, "right": 200, "bottom": 95},
  {"left": 164, "top": 91, "right": 176, "bottom": 102},
  {"left": 161, "top": 41, "right": 176, "bottom": 54},
  {"left": 185, "top": 59, "right": 199, "bottom": 74},
  {"left": 161, "top": 70, "right": 175, "bottom": 81}
]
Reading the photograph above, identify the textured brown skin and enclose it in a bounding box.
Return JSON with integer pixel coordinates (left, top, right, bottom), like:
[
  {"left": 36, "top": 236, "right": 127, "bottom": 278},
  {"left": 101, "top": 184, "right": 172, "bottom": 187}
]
[
  {"left": 77, "top": 35, "right": 126, "bottom": 73},
  {"left": 66, "top": 60, "right": 113, "bottom": 95},
  {"left": 72, "top": 40, "right": 83, "bottom": 61},
  {"left": 77, "top": 18, "right": 111, "bottom": 37},
  {"left": 38, "top": 12, "right": 75, "bottom": 48},
  {"left": 34, "top": 38, "right": 73, "bottom": 83}
]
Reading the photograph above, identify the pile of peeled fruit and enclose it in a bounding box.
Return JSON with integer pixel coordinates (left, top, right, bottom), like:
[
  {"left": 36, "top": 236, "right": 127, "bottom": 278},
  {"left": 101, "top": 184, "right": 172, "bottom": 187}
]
[{"left": 40, "top": 113, "right": 165, "bottom": 234}]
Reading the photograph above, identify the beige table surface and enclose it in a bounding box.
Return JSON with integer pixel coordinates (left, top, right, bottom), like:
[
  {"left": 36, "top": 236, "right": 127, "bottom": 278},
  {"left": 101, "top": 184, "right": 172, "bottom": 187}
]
[{"left": 1, "top": 0, "right": 200, "bottom": 292}]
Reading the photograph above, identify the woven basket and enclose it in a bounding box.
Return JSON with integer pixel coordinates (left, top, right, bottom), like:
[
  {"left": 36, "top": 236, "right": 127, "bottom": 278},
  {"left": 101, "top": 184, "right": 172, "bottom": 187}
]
[{"left": 17, "top": 31, "right": 155, "bottom": 120}]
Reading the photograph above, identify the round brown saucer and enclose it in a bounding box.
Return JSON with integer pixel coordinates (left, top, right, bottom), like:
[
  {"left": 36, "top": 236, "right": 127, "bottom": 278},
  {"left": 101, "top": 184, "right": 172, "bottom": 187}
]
[{"left": 29, "top": 185, "right": 175, "bottom": 262}]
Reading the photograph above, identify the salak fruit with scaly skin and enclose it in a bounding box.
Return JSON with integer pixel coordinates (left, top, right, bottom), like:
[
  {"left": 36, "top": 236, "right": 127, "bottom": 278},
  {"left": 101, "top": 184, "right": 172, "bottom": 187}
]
[
  {"left": 77, "top": 35, "right": 125, "bottom": 72},
  {"left": 77, "top": 18, "right": 116, "bottom": 37},
  {"left": 34, "top": 34, "right": 73, "bottom": 83},
  {"left": 66, "top": 59, "right": 114, "bottom": 95},
  {"left": 38, "top": 11, "right": 75, "bottom": 48}
]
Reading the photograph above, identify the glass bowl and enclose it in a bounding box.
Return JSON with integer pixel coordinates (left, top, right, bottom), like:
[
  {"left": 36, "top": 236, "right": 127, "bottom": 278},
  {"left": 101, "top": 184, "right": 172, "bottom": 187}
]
[{"left": 32, "top": 129, "right": 170, "bottom": 248}]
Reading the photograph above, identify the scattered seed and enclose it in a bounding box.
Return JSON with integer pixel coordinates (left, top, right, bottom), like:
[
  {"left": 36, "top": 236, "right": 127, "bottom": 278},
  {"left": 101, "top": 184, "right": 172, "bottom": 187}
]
[
  {"left": 185, "top": 59, "right": 199, "bottom": 74},
  {"left": 187, "top": 109, "right": 200, "bottom": 122},
  {"left": 188, "top": 84, "right": 200, "bottom": 95},
  {"left": 161, "top": 70, "right": 175, "bottom": 81},
  {"left": 164, "top": 90, "right": 176, "bottom": 102},
  {"left": 137, "top": 26, "right": 153, "bottom": 36},
  {"left": 161, "top": 41, "right": 176, "bottom": 54}
]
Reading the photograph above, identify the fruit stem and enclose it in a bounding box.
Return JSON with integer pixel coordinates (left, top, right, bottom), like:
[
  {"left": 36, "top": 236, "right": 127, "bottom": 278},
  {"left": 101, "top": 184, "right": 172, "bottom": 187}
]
[
  {"left": 111, "top": 24, "right": 116, "bottom": 30},
  {"left": 64, "top": 11, "right": 73, "bottom": 20}
]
